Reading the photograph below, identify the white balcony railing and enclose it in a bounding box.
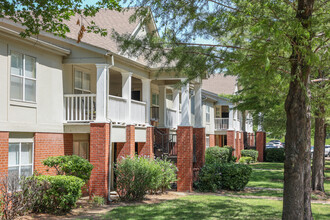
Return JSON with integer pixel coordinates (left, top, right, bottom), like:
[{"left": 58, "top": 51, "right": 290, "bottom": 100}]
[
  {"left": 131, "top": 100, "right": 146, "bottom": 124},
  {"left": 64, "top": 94, "right": 96, "bottom": 122},
  {"left": 166, "top": 108, "right": 177, "bottom": 128},
  {"left": 215, "top": 118, "right": 229, "bottom": 130},
  {"left": 108, "top": 95, "right": 127, "bottom": 123}
]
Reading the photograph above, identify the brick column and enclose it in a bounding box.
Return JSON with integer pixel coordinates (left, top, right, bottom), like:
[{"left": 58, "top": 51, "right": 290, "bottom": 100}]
[
  {"left": 209, "top": 134, "right": 215, "bottom": 147},
  {"left": 89, "top": 123, "right": 110, "bottom": 198},
  {"left": 193, "top": 128, "right": 205, "bottom": 169},
  {"left": 138, "top": 127, "right": 154, "bottom": 158},
  {"left": 0, "top": 132, "right": 9, "bottom": 174},
  {"left": 34, "top": 133, "right": 67, "bottom": 175},
  {"left": 116, "top": 125, "right": 135, "bottom": 161},
  {"left": 226, "top": 130, "right": 235, "bottom": 148},
  {"left": 177, "top": 126, "right": 193, "bottom": 192},
  {"left": 64, "top": 133, "right": 73, "bottom": 155},
  {"left": 256, "top": 131, "right": 266, "bottom": 162}
]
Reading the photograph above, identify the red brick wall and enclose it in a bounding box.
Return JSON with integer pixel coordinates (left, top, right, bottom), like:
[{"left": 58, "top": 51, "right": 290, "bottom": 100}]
[
  {"left": 177, "top": 126, "right": 193, "bottom": 192},
  {"left": 0, "top": 132, "right": 9, "bottom": 174},
  {"left": 89, "top": 123, "right": 110, "bottom": 198},
  {"left": 116, "top": 125, "right": 135, "bottom": 161},
  {"left": 226, "top": 130, "right": 235, "bottom": 148},
  {"left": 138, "top": 127, "right": 154, "bottom": 158},
  {"left": 193, "top": 128, "right": 205, "bottom": 169},
  {"left": 34, "top": 133, "right": 73, "bottom": 175},
  {"left": 256, "top": 131, "right": 266, "bottom": 162},
  {"left": 209, "top": 134, "right": 215, "bottom": 147}
]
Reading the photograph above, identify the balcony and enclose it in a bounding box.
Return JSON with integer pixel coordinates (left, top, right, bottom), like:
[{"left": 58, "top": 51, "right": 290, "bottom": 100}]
[
  {"left": 215, "top": 118, "right": 229, "bottom": 130},
  {"left": 64, "top": 94, "right": 147, "bottom": 125}
]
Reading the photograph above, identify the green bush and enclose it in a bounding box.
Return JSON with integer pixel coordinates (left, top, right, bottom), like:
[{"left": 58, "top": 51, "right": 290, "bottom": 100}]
[
  {"left": 33, "top": 175, "right": 85, "bottom": 213},
  {"left": 194, "top": 163, "right": 222, "bottom": 192},
  {"left": 241, "top": 150, "right": 258, "bottom": 162},
  {"left": 115, "top": 156, "right": 176, "bottom": 201},
  {"left": 219, "top": 163, "right": 253, "bottom": 191},
  {"left": 223, "top": 146, "right": 234, "bottom": 162},
  {"left": 239, "top": 156, "right": 253, "bottom": 164},
  {"left": 195, "top": 163, "right": 252, "bottom": 192},
  {"left": 92, "top": 196, "right": 105, "bottom": 206},
  {"left": 205, "top": 146, "right": 229, "bottom": 164},
  {"left": 43, "top": 155, "right": 93, "bottom": 182},
  {"left": 265, "top": 148, "right": 285, "bottom": 162}
]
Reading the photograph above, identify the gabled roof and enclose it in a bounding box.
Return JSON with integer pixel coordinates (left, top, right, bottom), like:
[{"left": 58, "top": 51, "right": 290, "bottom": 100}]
[
  {"left": 64, "top": 8, "right": 139, "bottom": 53},
  {"left": 202, "top": 73, "right": 237, "bottom": 95}
]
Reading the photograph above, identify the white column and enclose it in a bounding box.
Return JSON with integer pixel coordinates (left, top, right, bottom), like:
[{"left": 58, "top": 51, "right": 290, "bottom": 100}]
[
  {"left": 95, "top": 64, "right": 109, "bottom": 122},
  {"left": 194, "top": 83, "right": 203, "bottom": 128},
  {"left": 141, "top": 78, "right": 151, "bottom": 125},
  {"left": 158, "top": 85, "right": 166, "bottom": 127},
  {"left": 228, "top": 104, "right": 234, "bottom": 130},
  {"left": 258, "top": 112, "right": 264, "bottom": 131},
  {"left": 173, "top": 89, "right": 180, "bottom": 127},
  {"left": 180, "top": 80, "right": 190, "bottom": 126},
  {"left": 122, "top": 72, "right": 132, "bottom": 124}
]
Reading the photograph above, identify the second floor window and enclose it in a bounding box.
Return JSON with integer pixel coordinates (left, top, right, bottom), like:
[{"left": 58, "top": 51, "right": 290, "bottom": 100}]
[
  {"left": 10, "top": 52, "right": 36, "bottom": 102},
  {"left": 74, "top": 70, "right": 91, "bottom": 94},
  {"left": 206, "top": 105, "right": 210, "bottom": 123}
]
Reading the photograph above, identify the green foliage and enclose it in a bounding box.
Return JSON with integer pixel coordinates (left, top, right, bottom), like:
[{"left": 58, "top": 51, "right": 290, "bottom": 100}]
[
  {"left": 205, "top": 146, "right": 230, "bottom": 164},
  {"left": 0, "top": 0, "right": 121, "bottom": 38},
  {"left": 43, "top": 155, "right": 93, "bottom": 182},
  {"left": 195, "top": 163, "right": 252, "bottom": 192},
  {"left": 239, "top": 156, "right": 253, "bottom": 165},
  {"left": 265, "top": 148, "right": 285, "bottom": 162},
  {"left": 33, "top": 175, "right": 85, "bottom": 214},
  {"left": 115, "top": 156, "right": 176, "bottom": 201},
  {"left": 241, "top": 150, "right": 258, "bottom": 163},
  {"left": 223, "top": 146, "right": 234, "bottom": 163},
  {"left": 92, "top": 196, "right": 105, "bottom": 206}
]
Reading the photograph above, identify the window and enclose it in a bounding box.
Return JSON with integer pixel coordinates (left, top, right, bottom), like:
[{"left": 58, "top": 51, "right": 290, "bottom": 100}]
[
  {"left": 10, "top": 51, "right": 36, "bottom": 102},
  {"left": 206, "top": 135, "right": 210, "bottom": 148},
  {"left": 191, "top": 95, "right": 195, "bottom": 114},
  {"left": 73, "top": 141, "right": 89, "bottom": 160},
  {"left": 8, "top": 142, "right": 33, "bottom": 180},
  {"left": 215, "top": 107, "right": 221, "bottom": 118},
  {"left": 152, "top": 93, "right": 159, "bottom": 106},
  {"left": 74, "top": 70, "right": 91, "bottom": 94},
  {"left": 206, "top": 105, "right": 210, "bottom": 123}
]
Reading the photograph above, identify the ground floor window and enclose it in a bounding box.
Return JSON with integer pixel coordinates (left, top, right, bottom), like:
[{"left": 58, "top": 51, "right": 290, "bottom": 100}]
[
  {"left": 8, "top": 142, "right": 34, "bottom": 180},
  {"left": 73, "top": 141, "right": 89, "bottom": 160},
  {"left": 206, "top": 135, "right": 210, "bottom": 148}
]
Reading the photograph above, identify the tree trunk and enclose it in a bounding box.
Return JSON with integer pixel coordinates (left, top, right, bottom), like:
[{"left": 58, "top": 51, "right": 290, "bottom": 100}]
[
  {"left": 312, "top": 115, "right": 325, "bottom": 191},
  {"left": 282, "top": 1, "right": 314, "bottom": 219}
]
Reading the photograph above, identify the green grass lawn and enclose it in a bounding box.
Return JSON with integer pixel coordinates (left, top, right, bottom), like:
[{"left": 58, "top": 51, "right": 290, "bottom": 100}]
[
  {"left": 247, "top": 161, "right": 330, "bottom": 195},
  {"left": 102, "top": 195, "right": 330, "bottom": 220}
]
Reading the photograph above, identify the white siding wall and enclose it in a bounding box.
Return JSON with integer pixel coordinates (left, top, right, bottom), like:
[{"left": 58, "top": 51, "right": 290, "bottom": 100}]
[{"left": 0, "top": 36, "right": 64, "bottom": 132}]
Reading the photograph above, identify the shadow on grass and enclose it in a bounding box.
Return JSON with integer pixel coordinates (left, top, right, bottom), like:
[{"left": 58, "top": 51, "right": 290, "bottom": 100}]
[{"left": 101, "top": 196, "right": 330, "bottom": 220}]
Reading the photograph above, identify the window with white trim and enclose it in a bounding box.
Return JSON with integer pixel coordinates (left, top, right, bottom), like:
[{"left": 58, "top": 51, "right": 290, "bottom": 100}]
[
  {"left": 10, "top": 51, "right": 36, "bottom": 102},
  {"left": 206, "top": 105, "right": 210, "bottom": 123},
  {"left": 8, "top": 142, "right": 34, "bottom": 180},
  {"left": 206, "top": 135, "right": 210, "bottom": 148},
  {"left": 73, "top": 141, "right": 89, "bottom": 160},
  {"left": 152, "top": 93, "right": 159, "bottom": 106},
  {"left": 74, "top": 70, "right": 91, "bottom": 94}
]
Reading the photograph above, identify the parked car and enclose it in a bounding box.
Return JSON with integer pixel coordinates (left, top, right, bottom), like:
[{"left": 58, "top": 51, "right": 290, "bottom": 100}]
[
  {"left": 311, "top": 145, "right": 330, "bottom": 158},
  {"left": 325, "top": 145, "right": 330, "bottom": 157},
  {"left": 269, "top": 140, "right": 283, "bottom": 148},
  {"left": 266, "top": 143, "right": 277, "bottom": 149}
]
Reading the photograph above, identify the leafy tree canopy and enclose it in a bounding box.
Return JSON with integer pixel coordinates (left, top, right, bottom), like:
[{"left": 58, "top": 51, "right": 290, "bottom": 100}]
[{"left": 0, "top": 0, "right": 121, "bottom": 38}]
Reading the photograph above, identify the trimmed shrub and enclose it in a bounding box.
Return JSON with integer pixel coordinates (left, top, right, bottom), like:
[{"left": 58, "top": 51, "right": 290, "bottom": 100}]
[
  {"left": 241, "top": 150, "right": 258, "bottom": 162},
  {"left": 265, "top": 148, "right": 285, "bottom": 162},
  {"left": 219, "top": 163, "right": 252, "bottom": 191},
  {"left": 194, "top": 163, "right": 222, "bottom": 192},
  {"left": 239, "top": 156, "right": 253, "bottom": 164},
  {"left": 195, "top": 163, "right": 252, "bottom": 192},
  {"left": 115, "top": 156, "right": 176, "bottom": 201},
  {"left": 33, "top": 175, "right": 85, "bottom": 214},
  {"left": 223, "top": 146, "right": 234, "bottom": 162},
  {"left": 43, "top": 155, "right": 93, "bottom": 182},
  {"left": 205, "top": 146, "right": 229, "bottom": 164}
]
